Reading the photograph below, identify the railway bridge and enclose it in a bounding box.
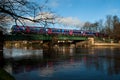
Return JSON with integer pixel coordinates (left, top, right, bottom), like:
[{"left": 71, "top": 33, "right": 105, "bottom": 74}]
[
  {"left": 4, "top": 34, "right": 95, "bottom": 48},
  {"left": 4, "top": 34, "right": 88, "bottom": 41}
]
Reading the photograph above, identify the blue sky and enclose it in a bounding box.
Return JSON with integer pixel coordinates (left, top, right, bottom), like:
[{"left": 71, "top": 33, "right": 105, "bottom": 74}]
[
  {"left": 48, "top": 0, "right": 120, "bottom": 23},
  {"left": 10, "top": 0, "right": 120, "bottom": 30}
]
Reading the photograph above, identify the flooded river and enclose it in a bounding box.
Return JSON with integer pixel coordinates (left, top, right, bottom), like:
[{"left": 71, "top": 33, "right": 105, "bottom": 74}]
[{"left": 3, "top": 44, "right": 120, "bottom": 80}]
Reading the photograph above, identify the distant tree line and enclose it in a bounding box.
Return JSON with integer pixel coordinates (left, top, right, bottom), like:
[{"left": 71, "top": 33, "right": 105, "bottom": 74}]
[
  {"left": 104, "top": 15, "right": 120, "bottom": 41},
  {"left": 82, "top": 15, "right": 120, "bottom": 42}
]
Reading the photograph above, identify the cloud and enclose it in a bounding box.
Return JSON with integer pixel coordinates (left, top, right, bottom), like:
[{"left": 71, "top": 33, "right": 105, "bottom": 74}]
[
  {"left": 35, "top": 12, "right": 56, "bottom": 19},
  {"left": 56, "top": 17, "right": 84, "bottom": 27},
  {"left": 16, "top": 12, "right": 84, "bottom": 29},
  {"left": 20, "top": 12, "right": 56, "bottom": 26}
]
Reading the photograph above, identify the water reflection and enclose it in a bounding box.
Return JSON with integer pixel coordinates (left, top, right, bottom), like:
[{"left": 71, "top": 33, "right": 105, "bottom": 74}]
[
  {"left": 3, "top": 44, "right": 120, "bottom": 80},
  {"left": 4, "top": 48, "right": 43, "bottom": 60}
]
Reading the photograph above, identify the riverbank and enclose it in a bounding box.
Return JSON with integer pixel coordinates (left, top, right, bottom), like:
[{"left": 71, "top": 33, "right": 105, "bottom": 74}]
[
  {"left": 93, "top": 42, "right": 120, "bottom": 46},
  {"left": 88, "top": 37, "right": 120, "bottom": 46}
]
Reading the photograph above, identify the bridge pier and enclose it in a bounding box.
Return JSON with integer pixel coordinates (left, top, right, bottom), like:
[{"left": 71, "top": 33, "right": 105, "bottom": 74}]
[
  {"left": 75, "top": 37, "right": 95, "bottom": 48},
  {"left": 75, "top": 41, "right": 88, "bottom": 48},
  {"left": 88, "top": 37, "right": 94, "bottom": 45}
]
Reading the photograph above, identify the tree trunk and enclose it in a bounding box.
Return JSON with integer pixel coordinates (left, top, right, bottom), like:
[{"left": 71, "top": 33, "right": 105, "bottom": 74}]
[{"left": 0, "top": 31, "right": 4, "bottom": 67}]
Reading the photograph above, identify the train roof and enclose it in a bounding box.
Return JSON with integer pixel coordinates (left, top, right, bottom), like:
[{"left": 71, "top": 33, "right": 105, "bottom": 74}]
[
  {"left": 12, "top": 25, "right": 85, "bottom": 31},
  {"left": 12, "top": 25, "right": 44, "bottom": 28}
]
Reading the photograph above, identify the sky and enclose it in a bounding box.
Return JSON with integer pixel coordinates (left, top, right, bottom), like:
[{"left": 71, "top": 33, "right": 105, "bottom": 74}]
[
  {"left": 9, "top": 0, "right": 120, "bottom": 30},
  {"left": 47, "top": 0, "right": 120, "bottom": 27}
]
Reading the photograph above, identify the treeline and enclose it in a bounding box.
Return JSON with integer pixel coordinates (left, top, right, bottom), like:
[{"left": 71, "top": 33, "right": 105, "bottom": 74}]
[{"left": 82, "top": 15, "right": 120, "bottom": 42}]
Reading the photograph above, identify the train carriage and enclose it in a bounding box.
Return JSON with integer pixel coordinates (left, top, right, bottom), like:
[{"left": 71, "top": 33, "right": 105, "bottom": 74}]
[
  {"left": 11, "top": 25, "right": 25, "bottom": 34},
  {"left": 73, "top": 30, "right": 83, "bottom": 36},
  {"left": 11, "top": 25, "right": 104, "bottom": 37},
  {"left": 25, "top": 26, "right": 44, "bottom": 34}
]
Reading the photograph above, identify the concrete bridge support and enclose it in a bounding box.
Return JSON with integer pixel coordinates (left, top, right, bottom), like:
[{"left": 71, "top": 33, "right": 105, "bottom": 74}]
[
  {"left": 75, "top": 41, "right": 88, "bottom": 48},
  {"left": 5, "top": 40, "right": 43, "bottom": 49},
  {"left": 75, "top": 37, "right": 94, "bottom": 48},
  {"left": 88, "top": 37, "right": 94, "bottom": 45}
]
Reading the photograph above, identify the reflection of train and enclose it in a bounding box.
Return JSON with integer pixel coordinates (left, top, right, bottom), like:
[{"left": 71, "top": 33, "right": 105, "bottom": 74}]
[{"left": 11, "top": 25, "right": 106, "bottom": 37}]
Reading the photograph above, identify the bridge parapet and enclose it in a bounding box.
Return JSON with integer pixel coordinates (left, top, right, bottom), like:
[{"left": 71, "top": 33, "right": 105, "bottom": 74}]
[
  {"left": 4, "top": 34, "right": 88, "bottom": 41},
  {"left": 57, "top": 35, "right": 88, "bottom": 40}
]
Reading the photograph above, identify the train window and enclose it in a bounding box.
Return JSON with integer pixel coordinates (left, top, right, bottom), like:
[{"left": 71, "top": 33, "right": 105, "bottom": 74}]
[
  {"left": 81, "top": 31, "right": 84, "bottom": 34},
  {"left": 52, "top": 29, "right": 55, "bottom": 32},
  {"left": 54, "top": 29, "right": 56, "bottom": 32},
  {"left": 58, "top": 29, "right": 60, "bottom": 32},
  {"left": 46, "top": 29, "right": 48, "bottom": 31},
  {"left": 62, "top": 29, "right": 64, "bottom": 32}
]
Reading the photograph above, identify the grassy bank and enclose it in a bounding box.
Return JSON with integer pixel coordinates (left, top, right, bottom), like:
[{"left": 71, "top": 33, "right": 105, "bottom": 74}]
[{"left": 0, "top": 68, "right": 15, "bottom": 80}]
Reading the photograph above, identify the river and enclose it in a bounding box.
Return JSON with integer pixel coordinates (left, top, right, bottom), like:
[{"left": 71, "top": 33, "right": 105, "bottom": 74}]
[{"left": 3, "top": 44, "right": 120, "bottom": 80}]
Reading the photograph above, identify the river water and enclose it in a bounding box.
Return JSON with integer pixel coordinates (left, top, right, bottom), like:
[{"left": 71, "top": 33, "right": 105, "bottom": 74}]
[{"left": 3, "top": 45, "right": 120, "bottom": 80}]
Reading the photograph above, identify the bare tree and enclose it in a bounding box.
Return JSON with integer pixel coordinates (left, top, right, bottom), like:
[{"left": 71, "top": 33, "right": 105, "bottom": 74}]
[
  {"left": 83, "top": 21, "right": 99, "bottom": 32},
  {"left": 83, "top": 22, "right": 91, "bottom": 30},
  {"left": 0, "top": 0, "right": 56, "bottom": 28},
  {"left": 0, "top": 13, "right": 10, "bottom": 26},
  {"left": 97, "top": 19, "right": 104, "bottom": 32},
  {"left": 113, "top": 15, "right": 120, "bottom": 40}
]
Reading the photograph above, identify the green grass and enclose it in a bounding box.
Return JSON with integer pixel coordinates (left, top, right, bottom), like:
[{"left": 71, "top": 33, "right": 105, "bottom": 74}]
[{"left": 0, "top": 68, "right": 15, "bottom": 80}]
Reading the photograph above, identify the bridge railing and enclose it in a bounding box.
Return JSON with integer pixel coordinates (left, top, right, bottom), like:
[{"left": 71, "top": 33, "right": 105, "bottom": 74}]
[
  {"left": 4, "top": 34, "right": 88, "bottom": 41},
  {"left": 58, "top": 35, "right": 88, "bottom": 40}
]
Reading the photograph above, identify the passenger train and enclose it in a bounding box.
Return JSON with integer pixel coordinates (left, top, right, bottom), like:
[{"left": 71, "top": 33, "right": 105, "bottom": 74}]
[{"left": 11, "top": 25, "right": 104, "bottom": 37}]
